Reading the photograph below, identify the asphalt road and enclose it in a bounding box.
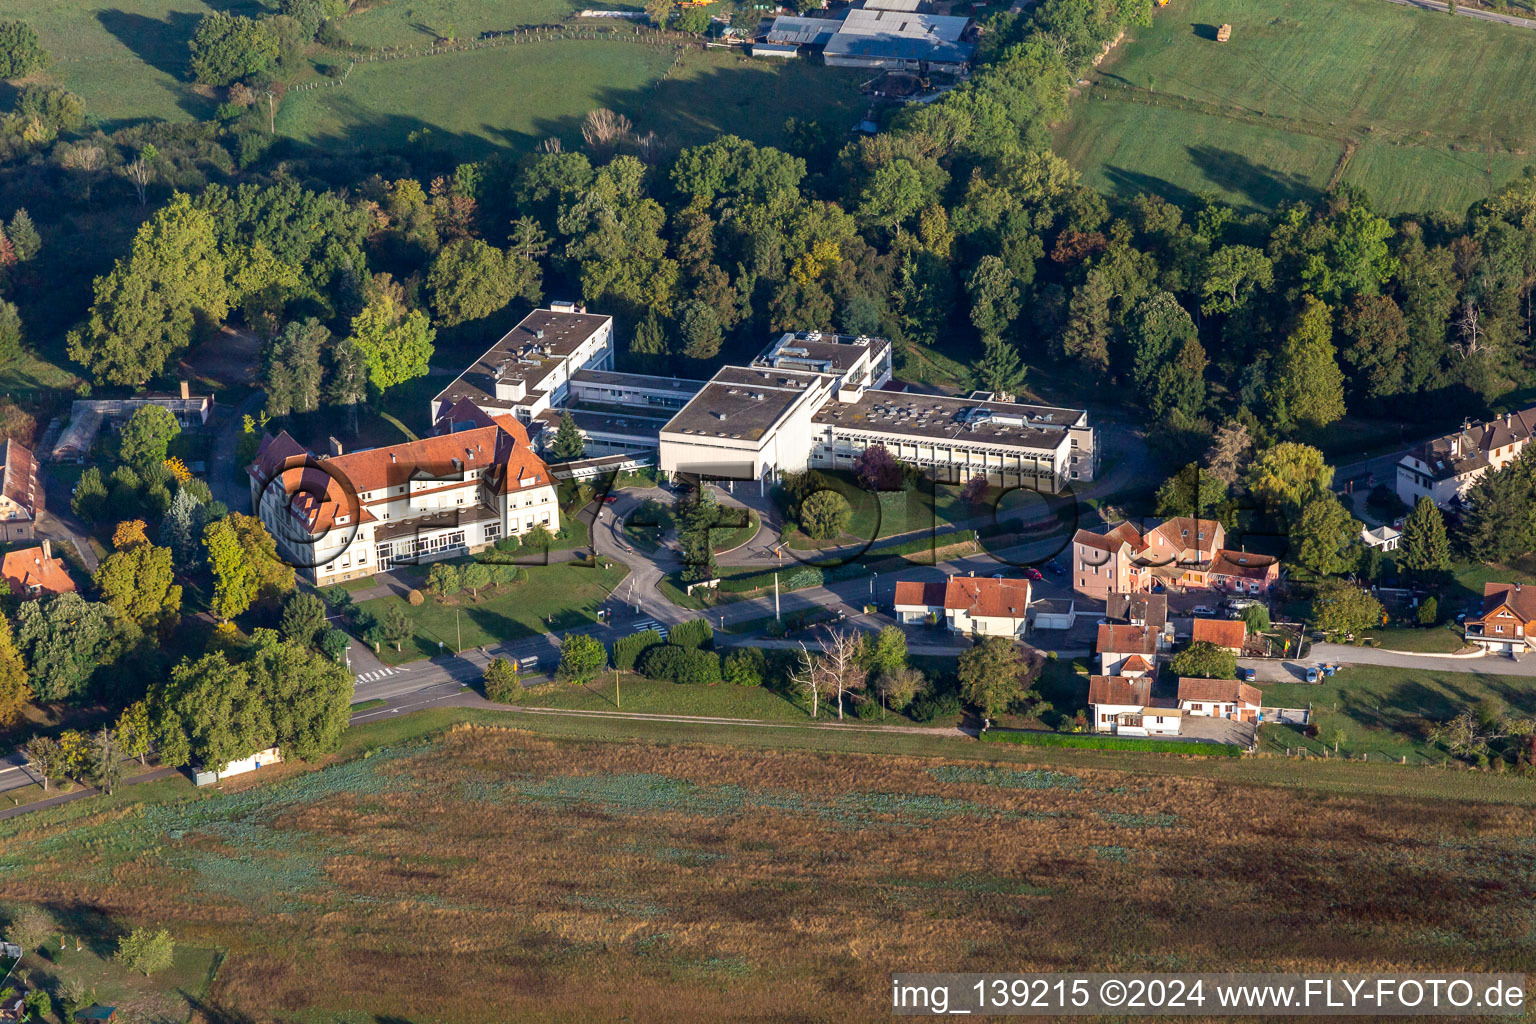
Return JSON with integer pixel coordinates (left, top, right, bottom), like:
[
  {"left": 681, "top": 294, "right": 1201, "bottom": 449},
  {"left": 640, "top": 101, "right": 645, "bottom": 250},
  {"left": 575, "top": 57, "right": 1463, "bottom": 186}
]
[{"left": 1385, "top": 0, "right": 1536, "bottom": 29}]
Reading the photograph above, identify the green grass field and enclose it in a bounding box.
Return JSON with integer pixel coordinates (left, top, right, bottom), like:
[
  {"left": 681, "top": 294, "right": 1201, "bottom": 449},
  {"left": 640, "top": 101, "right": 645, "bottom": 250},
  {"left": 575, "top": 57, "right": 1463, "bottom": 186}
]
[
  {"left": 358, "top": 559, "right": 629, "bottom": 664},
  {"left": 1055, "top": 0, "right": 1536, "bottom": 214},
  {"left": 279, "top": 42, "right": 869, "bottom": 160}
]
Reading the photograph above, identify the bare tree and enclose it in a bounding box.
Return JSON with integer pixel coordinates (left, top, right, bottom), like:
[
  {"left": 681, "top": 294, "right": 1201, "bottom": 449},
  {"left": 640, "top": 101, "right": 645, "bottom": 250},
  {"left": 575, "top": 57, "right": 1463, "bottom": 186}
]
[
  {"left": 790, "top": 641, "right": 824, "bottom": 719},
  {"left": 122, "top": 145, "right": 156, "bottom": 206},
  {"left": 582, "top": 108, "right": 633, "bottom": 159},
  {"left": 815, "top": 626, "right": 868, "bottom": 721},
  {"left": 632, "top": 130, "right": 663, "bottom": 166},
  {"left": 1454, "top": 299, "right": 1484, "bottom": 357},
  {"left": 537, "top": 137, "right": 564, "bottom": 154}
]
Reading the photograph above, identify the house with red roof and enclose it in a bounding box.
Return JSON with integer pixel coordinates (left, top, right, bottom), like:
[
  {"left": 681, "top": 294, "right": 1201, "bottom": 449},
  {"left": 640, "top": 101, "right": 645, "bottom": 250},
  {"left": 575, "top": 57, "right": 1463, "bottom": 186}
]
[
  {"left": 1464, "top": 582, "right": 1536, "bottom": 654},
  {"left": 1191, "top": 617, "right": 1247, "bottom": 654},
  {"left": 1072, "top": 517, "right": 1278, "bottom": 600},
  {"left": 1087, "top": 675, "right": 1181, "bottom": 736},
  {"left": 1177, "top": 678, "right": 1262, "bottom": 722},
  {"left": 249, "top": 414, "right": 558, "bottom": 585},
  {"left": 0, "top": 439, "right": 40, "bottom": 542},
  {"left": 1, "top": 540, "right": 75, "bottom": 598},
  {"left": 1096, "top": 623, "right": 1158, "bottom": 677},
  {"left": 892, "top": 576, "right": 1032, "bottom": 638}
]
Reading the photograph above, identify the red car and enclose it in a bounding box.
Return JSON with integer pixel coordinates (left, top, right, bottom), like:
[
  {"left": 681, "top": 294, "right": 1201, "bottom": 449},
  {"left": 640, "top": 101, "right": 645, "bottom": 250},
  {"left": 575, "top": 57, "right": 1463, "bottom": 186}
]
[
  {"left": 601, "top": 495, "right": 618, "bottom": 504},
  {"left": 1024, "top": 567, "right": 1044, "bottom": 581}
]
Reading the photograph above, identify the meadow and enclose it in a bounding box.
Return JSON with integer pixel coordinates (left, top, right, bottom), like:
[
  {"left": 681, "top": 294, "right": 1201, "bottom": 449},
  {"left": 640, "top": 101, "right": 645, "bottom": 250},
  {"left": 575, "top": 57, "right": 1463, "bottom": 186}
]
[
  {"left": 1054, "top": 0, "right": 1536, "bottom": 214},
  {"left": 4, "top": 719, "right": 1536, "bottom": 1021}
]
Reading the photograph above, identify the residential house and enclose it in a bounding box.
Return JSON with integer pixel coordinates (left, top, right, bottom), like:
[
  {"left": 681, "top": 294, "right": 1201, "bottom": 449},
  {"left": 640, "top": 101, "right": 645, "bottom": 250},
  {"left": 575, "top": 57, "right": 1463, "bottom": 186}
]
[
  {"left": 1096, "top": 623, "right": 1158, "bottom": 677},
  {"left": 0, "top": 439, "right": 39, "bottom": 541},
  {"left": 892, "top": 576, "right": 1032, "bottom": 637},
  {"left": 1395, "top": 407, "right": 1536, "bottom": 510},
  {"left": 1191, "top": 617, "right": 1247, "bottom": 654},
  {"left": 1105, "top": 591, "right": 1171, "bottom": 649},
  {"left": 1087, "top": 675, "right": 1181, "bottom": 736},
  {"left": 1, "top": 540, "right": 74, "bottom": 598},
  {"left": 0, "top": 990, "right": 25, "bottom": 1023},
  {"left": 1464, "top": 582, "right": 1536, "bottom": 654},
  {"left": 1177, "top": 678, "right": 1262, "bottom": 722},
  {"left": 1205, "top": 549, "right": 1280, "bottom": 595},
  {"left": 1072, "top": 517, "right": 1236, "bottom": 599},
  {"left": 1361, "top": 525, "right": 1400, "bottom": 551},
  {"left": 249, "top": 414, "right": 558, "bottom": 585}
]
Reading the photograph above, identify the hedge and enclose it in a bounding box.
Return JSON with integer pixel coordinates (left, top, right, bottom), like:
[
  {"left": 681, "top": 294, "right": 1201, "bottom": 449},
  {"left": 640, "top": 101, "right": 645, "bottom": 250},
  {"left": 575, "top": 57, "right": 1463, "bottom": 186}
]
[
  {"left": 638, "top": 644, "right": 722, "bottom": 685},
  {"left": 978, "top": 730, "right": 1242, "bottom": 756},
  {"left": 612, "top": 628, "right": 663, "bottom": 671},
  {"left": 669, "top": 617, "right": 713, "bottom": 650}
]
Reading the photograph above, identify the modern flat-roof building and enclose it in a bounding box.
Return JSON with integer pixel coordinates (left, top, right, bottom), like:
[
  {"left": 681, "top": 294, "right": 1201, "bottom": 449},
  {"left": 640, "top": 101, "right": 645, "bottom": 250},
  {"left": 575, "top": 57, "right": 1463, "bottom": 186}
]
[
  {"left": 440, "top": 311, "right": 1097, "bottom": 493},
  {"left": 823, "top": 8, "right": 976, "bottom": 70},
  {"left": 429, "top": 304, "right": 614, "bottom": 429}
]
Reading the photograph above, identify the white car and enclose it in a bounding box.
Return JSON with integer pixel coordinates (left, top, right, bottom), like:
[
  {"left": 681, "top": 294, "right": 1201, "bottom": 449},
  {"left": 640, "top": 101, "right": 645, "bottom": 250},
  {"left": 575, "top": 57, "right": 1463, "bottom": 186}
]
[{"left": 1191, "top": 604, "right": 1215, "bottom": 615}]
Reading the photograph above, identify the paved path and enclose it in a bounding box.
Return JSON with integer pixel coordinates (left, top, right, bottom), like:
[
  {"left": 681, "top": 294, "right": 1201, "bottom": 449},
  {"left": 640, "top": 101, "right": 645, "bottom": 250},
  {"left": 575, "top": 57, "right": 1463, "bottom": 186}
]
[
  {"left": 210, "top": 390, "right": 268, "bottom": 513},
  {"left": 1385, "top": 0, "right": 1536, "bottom": 29},
  {"left": 0, "top": 765, "right": 179, "bottom": 822}
]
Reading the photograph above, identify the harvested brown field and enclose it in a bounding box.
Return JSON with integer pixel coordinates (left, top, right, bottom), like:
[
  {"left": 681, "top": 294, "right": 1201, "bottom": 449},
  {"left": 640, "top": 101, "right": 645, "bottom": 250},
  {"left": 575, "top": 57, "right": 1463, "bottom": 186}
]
[{"left": 3, "top": 723, "right": 1535, "bottom": 1022}]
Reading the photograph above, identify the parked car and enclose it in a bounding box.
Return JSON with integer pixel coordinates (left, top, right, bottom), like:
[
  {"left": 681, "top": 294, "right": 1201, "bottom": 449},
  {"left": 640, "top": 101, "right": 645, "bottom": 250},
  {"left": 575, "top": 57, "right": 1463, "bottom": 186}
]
[
  {"left": 1238, "top": 667, "right": 1257, "bottom": 682},
  {"left": 601, "top": 494, "right": 618, "bottom": 504},
  {"left": 1048, "top": 562, "right": 1066, "bottom": 576},
  {"left": 1304, "top": 666, "right": 1320, "bottom": 683},
  {"left": 1192, "top": 604, "right": 1215, "bottom": 615},
  {"left": 1024, "top": 567, "right": 1044, "bottom": 581}
]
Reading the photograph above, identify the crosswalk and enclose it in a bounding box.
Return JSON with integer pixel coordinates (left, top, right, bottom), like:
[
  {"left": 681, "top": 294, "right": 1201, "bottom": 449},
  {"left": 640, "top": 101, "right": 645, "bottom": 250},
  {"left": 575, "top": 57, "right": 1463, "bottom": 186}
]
[
  {"left": 631, "top": 619, "right": 669, "bottom": 640},
  {"left": 354, "top": 667, "right": 402, "bottom": 683}
]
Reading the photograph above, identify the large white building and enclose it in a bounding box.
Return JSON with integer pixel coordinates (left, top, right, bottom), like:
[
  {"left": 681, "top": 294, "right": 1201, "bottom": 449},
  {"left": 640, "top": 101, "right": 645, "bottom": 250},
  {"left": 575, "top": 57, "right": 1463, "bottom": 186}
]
[
  {"left": 1395, "top": 406, "right": 1536, "bottom": 509},
  {"left": 438, "top": 309, "right": 1098, "bottom": 494},
  {"left": 249, "top": 403, "right": 559, "bottom": 584}
]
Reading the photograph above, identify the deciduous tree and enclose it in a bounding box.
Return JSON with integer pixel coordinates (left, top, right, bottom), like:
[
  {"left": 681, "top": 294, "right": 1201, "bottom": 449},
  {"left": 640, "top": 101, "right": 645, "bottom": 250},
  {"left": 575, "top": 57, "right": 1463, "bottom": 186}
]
[
  {"left": 957, "top": 636, "right": 1035, "bottom": 719},
  {"left": 347, "top": 293, "right": 434, "bottom": 396}
]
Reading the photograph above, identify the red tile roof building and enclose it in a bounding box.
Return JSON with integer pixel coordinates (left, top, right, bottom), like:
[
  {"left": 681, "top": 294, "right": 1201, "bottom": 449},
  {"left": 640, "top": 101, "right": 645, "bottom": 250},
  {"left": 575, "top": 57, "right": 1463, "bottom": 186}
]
[
  {"left": 1177, "top": 678, "right": 1262, "bottom": 721},
  {"left": 2, "top": 539, "right": 75, "bottom": 597},
  {"left": 1464, "top": 582, "right": 1536, "bottom": 653},
  {"left": 0, "top": 438, "right": 39, "bottom": 541},
  {"left": 249, "top": 419, "right": 558, "bottom": 585},
  {"left": 892, "top": 576, "right": 1032, "bottom": 637},
  {"left": 1087, "top": 675, "right": 1181, "bottom": 736},
  {"left": 1071, "top": 517, "right": 1278, "bottom": 600},
  {"left": 1191, "top": 617, "right": 1247, "bottom": 652}
]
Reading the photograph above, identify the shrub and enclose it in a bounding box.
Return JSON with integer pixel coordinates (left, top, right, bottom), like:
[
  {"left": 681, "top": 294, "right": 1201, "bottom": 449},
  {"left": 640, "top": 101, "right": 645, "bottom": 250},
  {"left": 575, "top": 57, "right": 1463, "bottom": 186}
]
[
  {"left": 1417, "top": 595, "right": 1438, "bottom": 626},
  {"left": 853, "top": 696, "right": 881, "bottom": 720},
  {"left": 723, "top": 648, "right": 766, "bottom": 687},
  {"left": 784, "top": 567, "right": 824, "bottom": 590},
  {"left": 612, "top": 629, "right": 662, "bottom": 671},
  {"left": 318, "top": 629, "right": 350, "bottom": 662},
  {"left": 114, "top": 927, "right": 175, "bottom": 976},
  {"left": 675, "top": 648, "right": 721, "bottom": 685},
  {"left": 800, "top": 489, "right": 852, "bottom": 540},
  {"left": 639, "top": 644, "right": 687, "bottom": 680},
  {"left": 406, "top": 589, "right": 424, "bottom": 606},
  {"left": 557, "top": 633, "right": 607, "bottom": 683},
  {"left": 483, "top": 657, "right": 520, "bottom": 702},
  {"left": 323, "top": 584, "right": 353, "bottom": 609},
  {"left": 638, "top": 644, "right": 720, "bottom": 684},
  {"left": 669, "top": 617, "right": 713, "bottom": 650},
  {"left": 908, "top": 693, "right": 962, "bottom": 723}
]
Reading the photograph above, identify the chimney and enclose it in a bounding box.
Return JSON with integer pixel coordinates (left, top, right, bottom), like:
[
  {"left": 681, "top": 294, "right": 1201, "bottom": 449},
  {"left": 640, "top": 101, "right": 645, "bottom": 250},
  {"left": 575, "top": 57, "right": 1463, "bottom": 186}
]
[
  {"left": 327, "top": 436, "right": 344, "bottom": 457},
  {"left": 179, "top": 380, "right": 190, "bottom": 400},
  {"left": 41, "top": 539, "right": 50, "bottom": 561},
  {"left": 535, "top": 328, "right": 545, "bottom": 340}
]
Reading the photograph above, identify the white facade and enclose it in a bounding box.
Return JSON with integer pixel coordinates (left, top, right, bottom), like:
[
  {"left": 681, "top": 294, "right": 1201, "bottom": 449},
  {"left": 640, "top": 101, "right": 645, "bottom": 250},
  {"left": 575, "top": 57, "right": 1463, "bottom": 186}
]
[
  {"left": 194, "top": 746, "right": 282, "bottom": 787},
  {"left": 1093, "top": 704, "right": 1182, "bottom": 737}
]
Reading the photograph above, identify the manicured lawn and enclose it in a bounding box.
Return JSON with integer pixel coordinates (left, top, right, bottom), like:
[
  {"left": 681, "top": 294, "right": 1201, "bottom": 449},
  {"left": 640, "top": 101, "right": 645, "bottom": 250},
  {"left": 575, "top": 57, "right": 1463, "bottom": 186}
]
[
  {"left": 711, "top": 508, "right": 758, "bottom": 553},
  {"left": 522, "top": 672, "right": 812, "bottom": 720},
  {"left": 783, "top": 471, "right": 974, "bottom": 550},
  {"left": 1055, "top": 0, "right": 1536, "bottom": 213},
  {"left": 1257, "top": 665, "right": 1536, "bottom": 763},
  {"left": 1364, "top": 624, "right": 1469, "bottom": 654},
  {"left": 357, "top": 560, "right": 628, "bottom": 664}
]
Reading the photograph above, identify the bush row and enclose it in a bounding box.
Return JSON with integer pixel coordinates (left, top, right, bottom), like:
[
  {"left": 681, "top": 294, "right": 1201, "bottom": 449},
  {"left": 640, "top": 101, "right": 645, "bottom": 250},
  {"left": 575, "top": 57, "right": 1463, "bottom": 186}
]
[{"left": 978, "top": 730, "right": 1243, "bottom": 756}]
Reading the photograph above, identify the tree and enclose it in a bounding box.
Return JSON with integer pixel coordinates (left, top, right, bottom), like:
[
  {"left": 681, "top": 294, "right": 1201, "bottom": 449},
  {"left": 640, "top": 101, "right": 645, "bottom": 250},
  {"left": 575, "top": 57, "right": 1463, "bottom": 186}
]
[
  {"left": 148, "top": 652, "right": 263, "bottom": 770},
  {"left": 1170, "top": 640, "right": 1237, "bottom": 680},
  {"left": 722, "top": 648, "right": 766, "bottom": 687},
  {"left": 677, "top": 300, "right": 723, "bottom": 361},
  {"left": 427, "top": 239, "right": 539, "bottom": 327},
  {"left": 68, "top": 194, "right": 229, "bottom": 386},
  {"left": 230, "top": 512, "right": 295, "bottom": 605},
  {"left": 976, "top": 335, "right": 1027, "bottom": 398},
  {"left": 161, "top": 486, "right": 204, "bottom": 570},
  {"left": 1311, "top": 579, "right": 1384, "bottom": 637},
  {"left": 1338, "top": 293, "right": 1408, "bottom": 400},
  {"left": 378, "top": 604, "right": 412, "bottom": 652},
  {"left": 1418, "top": 595, "right": 1439, "bottom": 626},
  {"left": 118, "top": 406, "right": 181, "bottom": 471},
  {"left": 85, "top": 728, "right": 124, "bottom": 794},
  {"left": 0, "top": 20, "right": 47, "bottom": 79},
  {"left": 461, "top": 562, "right": 491, "bottom": 598},
  {"left": 16, "top": 594, "right": 127, "bottom": 702},
  {"left": 347, "top": 293, "right": 434, "bottom": 395},
  {"left": 550, "top": 411, "right": 585, "bottom": 461},
  {"left": 1399, "top": 495, "right": 1453, "bottom": 580},
  {"left": 1291, "top": 493, "right": 1361, "bottom": 577},
  {"left": 483, "top": 657, "right": 520, "bottom": 702},
  {"left": 858, "top": 160, "right": 928, "bottom": 237},
  {"left": 189, "top": 12, "right": 279, "bottom": 85},
  {"left": 426, "top": 562, "right": 461, "bottom": 598},
  {"left": 1461, "top": 453, "right": 1536, "bottom": 563},
  {"left": 279, "top": 592, "right": 328, "bottom": 648},
  {"left": 557, "top": 633, "right": 607, "bottom": 684},
  {"left": 24, "top": 735, "right": 63, "bottom": 791},
  {"left": 957, "top": 636, "right": 1033, "bottom": 718},
  {"left": 799, "top": 489, "right": 852, "bottom": 540},
  {"left": 853, "top": 445, "right": 903, "bottom": 491},
  {"left": 7, "top": 210, "right": 40, "bottom": 263},
  {"left": 1267, "top": 296, "right": 1345, "bottom": 431},
  {"left": 875, "top": 666, "right": 927, "bottom": 713},
  {"left": 117, "top": 700, "right": 153, "bottom": 766},
  {"left": 1240, "top": 603, "right": 1271, "bottom": 634},
  {"left": 1155, "top": 463, "right": 1228, "bottom": 521},
  {"left": 1201, "top": 245, "right": 1273, "bottom": 314},
  {"left": 966, "top": 255, "right": 1020, "bottom": 337},
  {"left": 93, "top": 538, "right": 181, "bottom": 633},
  {"left": 867, "top": 625, "right": 908, "bottom": 679},
  {"left": 324, "top": 334, "right": 369, "bottom": 434},
  {"left": 1247, "top": 442, "right": 1333, "bottom": 517},
  {"left": 0, "top": 612, "right": 29, "bottom": 730},
  {"left": 204, "top": 517, "right": 257, "bottom": 622},
  {"left": 0, "top": 301, "right": 23, "bottom": 370},
  {"left": 246, "top": 639, "right": 352, "bottom": 761},
  {"left": 262, "top": 319, "right": 327, "bottom": 417},
  {"left": 628, "top": 310, "right": 668, "bottom": 371},
  {"left": 71, "top": 467, "right": 108, "bottom": 524},
  {"left": 1205, "top": 422, "right": 1253, "bottom": 487},
  {"left": 796, "top": 627, "right": 866, "bottom": 720},
  {"left": 114, "top": 928, "right": 175, "bottom": 976}
]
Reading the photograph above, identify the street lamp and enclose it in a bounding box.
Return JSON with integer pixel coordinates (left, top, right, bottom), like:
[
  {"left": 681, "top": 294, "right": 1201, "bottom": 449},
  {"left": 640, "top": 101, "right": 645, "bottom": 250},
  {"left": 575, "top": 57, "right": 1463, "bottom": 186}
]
[{"left": 870, "top": 570, "right": 878, "bottom": 597}]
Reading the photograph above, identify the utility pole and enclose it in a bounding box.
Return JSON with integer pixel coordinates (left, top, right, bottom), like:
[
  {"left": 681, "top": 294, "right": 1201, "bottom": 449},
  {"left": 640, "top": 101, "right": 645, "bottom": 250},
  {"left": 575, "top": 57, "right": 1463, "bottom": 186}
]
[
  {"left": 774, "top": 572, "right": 780, "bottom": 621},
  {"left": 456, "top": 609, "right": 462, "bottom": 653},
  {"left": 614, "top": 666, "right": 620, "bottom": 709}
]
